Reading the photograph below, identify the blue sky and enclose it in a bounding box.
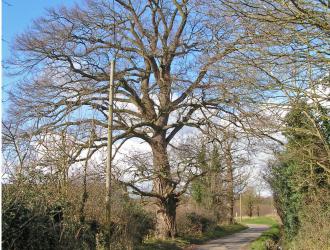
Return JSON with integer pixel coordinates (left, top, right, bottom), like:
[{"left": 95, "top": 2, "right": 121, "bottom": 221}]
[
  {"left": 2, "top": 0, "right": 77, "bottom": 109},
  {"left": 3, "top": 0, "right": 77, "bottom": 60}
]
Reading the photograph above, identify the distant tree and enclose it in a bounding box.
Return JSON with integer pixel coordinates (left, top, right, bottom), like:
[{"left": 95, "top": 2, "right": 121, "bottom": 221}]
[
  {"left": 191, "top": 144, "right": 209, "bottom": 205},
  {"left": 243, "top": 187, "right": 257, "bottom": 217},
  {"left": 191, "top": 143, "right": 224, "bottom": 219},
  {"left": 220, "top": 131, "right": 247, "bottom": 224},
  {"left": 191, "top": 131, "right": 249, "bottom": 223}
]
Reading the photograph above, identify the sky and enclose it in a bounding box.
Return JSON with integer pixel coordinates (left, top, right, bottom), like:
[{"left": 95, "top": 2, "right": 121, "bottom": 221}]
[
  {"left": 2, "top": 0, "right": 78, "bottom": 59},
  {"left": 2, "top": 0, "right": 77, "bottom": 107}
]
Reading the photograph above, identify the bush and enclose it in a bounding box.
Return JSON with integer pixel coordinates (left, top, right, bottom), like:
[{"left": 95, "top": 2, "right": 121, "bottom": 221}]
[
  {"left": 2, "top": 198, "right": 102, "bottom": 250},
  {"left": 289, "top": 196, "right": 330, "bottom": 250},
  {"left": 267, "top": 161, "right": 303, "bottom": 239},
  {"left": 94, "top": 201, "right": 155, "bottom": 250},
  {"left": 177, "top": 212, "right": 216, "bottom": 236},
  {"left": 128, "top": 206, "right": 155, "bottom": 244},
  {"left": 2, "top": 200, "right": 58, "bottom": 249}
]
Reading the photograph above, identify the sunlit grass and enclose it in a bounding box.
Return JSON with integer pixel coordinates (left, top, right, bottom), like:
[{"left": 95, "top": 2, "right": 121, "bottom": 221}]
[{"left": 241, "top": 216, "right": 279, "bottom": 226}]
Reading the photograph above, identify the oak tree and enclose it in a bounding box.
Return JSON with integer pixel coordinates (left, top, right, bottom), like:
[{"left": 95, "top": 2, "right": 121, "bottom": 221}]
[{"left": 8, "top": 0, "right": 257, "bottom": 238}]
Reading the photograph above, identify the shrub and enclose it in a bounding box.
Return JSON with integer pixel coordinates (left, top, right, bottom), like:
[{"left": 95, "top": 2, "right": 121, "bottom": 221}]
[
  {"left": 289, "top": 196, "right": 330, "bottom": 250},
  {"left": 2, "top": 200, "right": 58, "bottom": 250},
  {"left": 2, "top": 181, "right": 157, "bottom": 250},
  {"left": 177, "top": 212, "right": 216, "bottom": 236},
  {"left": 94, "top": 201, "right": 155, "bottom": 250}
]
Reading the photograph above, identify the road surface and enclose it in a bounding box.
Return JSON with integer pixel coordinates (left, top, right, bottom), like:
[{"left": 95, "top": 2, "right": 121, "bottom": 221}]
[{"left": 193, "top": 224, "right": 269, "bottom": 250}]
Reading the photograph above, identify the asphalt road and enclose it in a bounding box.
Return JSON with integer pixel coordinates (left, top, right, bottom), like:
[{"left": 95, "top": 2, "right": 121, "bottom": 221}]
[{"left": 194, "top": 224, "right": 269, "bottom": 250}]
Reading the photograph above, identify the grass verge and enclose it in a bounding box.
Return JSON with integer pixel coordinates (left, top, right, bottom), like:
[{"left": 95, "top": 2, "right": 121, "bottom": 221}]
[
  {"left": 241, "top": 216, "right": 280, "bottom": 250},
  {"left": 136, "top": 223, "right": 247, "bottom": 250},
  {"left": 241, "top": 216, "right": 278, "bottom": 226}
]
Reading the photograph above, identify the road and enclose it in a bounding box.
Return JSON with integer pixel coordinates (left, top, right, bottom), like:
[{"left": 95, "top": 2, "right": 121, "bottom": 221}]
[{"left": 192, "top": 224, "right": 269, "bottom": 250}]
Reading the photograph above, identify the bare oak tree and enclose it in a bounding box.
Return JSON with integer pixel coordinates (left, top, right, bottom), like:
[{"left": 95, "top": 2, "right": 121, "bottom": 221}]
[{"left": 8, "top": 0, "right": 259, "bottom": 238}]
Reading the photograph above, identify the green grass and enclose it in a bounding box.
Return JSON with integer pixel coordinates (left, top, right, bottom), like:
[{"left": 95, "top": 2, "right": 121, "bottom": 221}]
[
  {"left": 240, "top": 217, "right": 281, "bottom": 250},
  {"left": 241, "top": 216, "right": 278, "bottom": 226},
  {"left": 137, "top": 224, "right": 247, "bottom": 250},
  {"left": 249, "top": 224, "right": 280, "bottom": 250}
]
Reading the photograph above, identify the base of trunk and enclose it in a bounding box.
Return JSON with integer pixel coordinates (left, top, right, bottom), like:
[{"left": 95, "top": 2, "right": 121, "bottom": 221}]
[{"left": 155, "top": 195, "right": 178, "bottom": 239}]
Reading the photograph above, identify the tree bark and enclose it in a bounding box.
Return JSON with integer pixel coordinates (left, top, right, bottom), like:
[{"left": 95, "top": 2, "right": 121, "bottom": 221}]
[
  {"left": 225, "top": 145, "right": 235, "bottom": 224},
  {"left": 155, "top": 194, "right": 178, "bottom": 239},
  {"left": 151, "top": 133, "right": 178, "bottom": 239},
  {"left": 227, "top": 170, "right": 235, "bottom": 224}
]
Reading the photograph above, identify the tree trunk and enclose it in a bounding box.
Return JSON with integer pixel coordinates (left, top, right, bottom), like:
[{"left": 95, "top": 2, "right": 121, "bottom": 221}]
[
  {"left": 151, "top": 133, "right": 178, "bottom": 239},
  {"left": 226, "top": 186, "right": 235, "bottom": 224},
  {"left": 257, "top": 205, "right": 260, "bottom": 217},
  {"left": 155, "top": 194, "right": 178, "bottom": 239},
  {"left": 225, "top": 146, "right": 235, "bottom": 224},
  {"left": 228, "top": 191, "right": 235, "bottom": 224},
  {"left": 247, "top": 200, "right": 253, "bottom": 217}
]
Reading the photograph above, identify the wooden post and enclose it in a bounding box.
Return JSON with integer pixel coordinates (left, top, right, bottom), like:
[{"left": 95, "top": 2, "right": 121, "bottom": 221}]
[
  {"left": 240, "top": 193, "right": 242, "bottom": 223},
  {"left": 106, "top": 60, "right": 115, "bottom": 249}
]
